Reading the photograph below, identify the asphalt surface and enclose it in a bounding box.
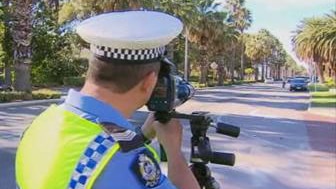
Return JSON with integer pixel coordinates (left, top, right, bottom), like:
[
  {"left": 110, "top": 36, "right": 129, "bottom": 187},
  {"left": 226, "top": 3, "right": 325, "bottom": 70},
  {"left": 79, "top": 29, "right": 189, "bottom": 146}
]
[{"left": 0, "top": 83, "right": 335, "bottom": 189}]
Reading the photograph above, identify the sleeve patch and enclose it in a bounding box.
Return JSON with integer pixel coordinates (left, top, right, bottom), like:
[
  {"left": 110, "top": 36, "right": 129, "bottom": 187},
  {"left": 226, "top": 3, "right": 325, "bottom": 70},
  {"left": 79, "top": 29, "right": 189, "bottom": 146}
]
[{"left": 132, "top": 150, "right": 162, "bottom": 188}]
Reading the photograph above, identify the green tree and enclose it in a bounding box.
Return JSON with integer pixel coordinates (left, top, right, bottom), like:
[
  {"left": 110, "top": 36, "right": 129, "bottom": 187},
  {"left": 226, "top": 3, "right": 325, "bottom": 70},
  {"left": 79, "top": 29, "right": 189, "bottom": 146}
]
[
  {"left": 245, "top": 29, "right": 284, "bottom": 81},
  {"left": 245, "top": 33, "right": 263, "bottom": 80},
  {"left": 225, "top": 0, "right": 252, "bottom": 80},
  {"left": 58, "top": 0, "right": 144, "bottom": 23},
  {"left": 32, "top": 2, "right": 86, "bottom": 85},
  {"left": 244, "top": 67, "right": 254, "bottom": 80},
  {"left": 0, "top": 5, "right": 4, "bottom": 64},
  {"left": 292, "top": 12, "right": 336, "bottom": 83},
  {"left": 0, "top": 0, "right": 13, "bottom": 86},
  {"left": 188, "top": 0, "right": 227, "bottom": 84}
]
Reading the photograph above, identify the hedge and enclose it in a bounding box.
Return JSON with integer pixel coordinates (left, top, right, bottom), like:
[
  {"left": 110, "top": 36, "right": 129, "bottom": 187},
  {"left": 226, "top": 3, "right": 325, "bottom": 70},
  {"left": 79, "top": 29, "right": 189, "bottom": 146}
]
[
  {"left": 0, "top": 89, "right": 61, "bottom": 103},
  {"left": 63, "top": 76, "right": 85, "bottom": 87}
]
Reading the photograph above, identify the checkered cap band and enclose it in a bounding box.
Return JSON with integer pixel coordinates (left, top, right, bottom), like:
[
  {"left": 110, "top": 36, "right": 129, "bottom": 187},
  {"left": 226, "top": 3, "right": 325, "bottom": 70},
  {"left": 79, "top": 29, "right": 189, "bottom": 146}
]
[
  {"left": 91, "top": 45, "right": 165, "bottom": 61},
  {"left": 68, "top": 132, "right": 115, "bottom": 189}
]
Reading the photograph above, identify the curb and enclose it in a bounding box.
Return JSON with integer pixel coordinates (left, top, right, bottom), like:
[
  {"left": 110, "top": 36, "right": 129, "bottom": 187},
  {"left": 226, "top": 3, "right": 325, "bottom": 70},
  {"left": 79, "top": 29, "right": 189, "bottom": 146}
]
[{"left": 0, "top": 98, "right": 65, "bottom": 109}]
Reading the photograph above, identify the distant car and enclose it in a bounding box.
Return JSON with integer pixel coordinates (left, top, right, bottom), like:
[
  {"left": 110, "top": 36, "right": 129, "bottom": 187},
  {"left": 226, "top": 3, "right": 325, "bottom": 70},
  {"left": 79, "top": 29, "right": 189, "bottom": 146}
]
[
  {"left": 0, "top": 84, "right": 13, "bottom": 91},
  {"left": 0, "top": 80, "right": 13, "bottom": 91},
  {"left": 289, "top": 79, "right": 308, "bottom": 91},
  {"left": 264, "top": 78, "right": 274, "bottom": 84}
]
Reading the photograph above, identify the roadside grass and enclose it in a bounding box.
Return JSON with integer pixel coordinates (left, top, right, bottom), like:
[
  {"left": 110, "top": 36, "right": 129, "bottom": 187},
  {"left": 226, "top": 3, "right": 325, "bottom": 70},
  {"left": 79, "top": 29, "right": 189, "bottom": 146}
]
[
  {"left": 308, "top": 83, "right": 330, "bottom": 92},
  {"left": 190, "top": 80, "right": 257, "bottom": 89},
  {"left": 311, "top": 91, "right": 336, "bottom": 108}
]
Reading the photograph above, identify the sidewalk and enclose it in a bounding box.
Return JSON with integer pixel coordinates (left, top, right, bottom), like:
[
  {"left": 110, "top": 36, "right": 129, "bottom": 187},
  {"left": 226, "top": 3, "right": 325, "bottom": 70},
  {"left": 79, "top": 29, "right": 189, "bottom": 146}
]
[{"left": 308, "top": 107, "right": 336, "bottom": 118}]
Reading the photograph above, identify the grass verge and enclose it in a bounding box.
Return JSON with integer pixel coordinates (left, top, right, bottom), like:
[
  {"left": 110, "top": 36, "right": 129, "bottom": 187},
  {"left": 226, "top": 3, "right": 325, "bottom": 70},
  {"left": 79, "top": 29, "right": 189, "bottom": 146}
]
[{"left": 311, "top": 91, "right": 336, "bottom": 108}]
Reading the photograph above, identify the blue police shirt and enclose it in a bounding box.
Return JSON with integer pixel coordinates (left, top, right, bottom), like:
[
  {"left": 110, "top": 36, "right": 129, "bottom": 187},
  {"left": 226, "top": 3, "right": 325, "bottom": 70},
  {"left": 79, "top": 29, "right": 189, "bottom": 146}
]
[{"left": 61, "top": 89, "right": 177, "bottom": 189}]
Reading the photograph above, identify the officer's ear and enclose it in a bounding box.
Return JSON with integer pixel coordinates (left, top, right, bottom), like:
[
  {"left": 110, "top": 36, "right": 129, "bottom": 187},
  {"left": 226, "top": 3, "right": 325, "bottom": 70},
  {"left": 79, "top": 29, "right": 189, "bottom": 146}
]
[{"left": 140, "top": 71, "right": 158, "bottom": 94}]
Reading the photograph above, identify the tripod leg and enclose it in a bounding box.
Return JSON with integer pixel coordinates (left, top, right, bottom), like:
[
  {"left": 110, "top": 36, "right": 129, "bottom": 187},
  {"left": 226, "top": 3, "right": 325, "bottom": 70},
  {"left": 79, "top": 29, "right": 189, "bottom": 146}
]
[
  {"left": 190, "top": 163, "right": 221, "bottom": 189},
  {"left": 204, "top": 177, "right": 220, "bottom": 189}
]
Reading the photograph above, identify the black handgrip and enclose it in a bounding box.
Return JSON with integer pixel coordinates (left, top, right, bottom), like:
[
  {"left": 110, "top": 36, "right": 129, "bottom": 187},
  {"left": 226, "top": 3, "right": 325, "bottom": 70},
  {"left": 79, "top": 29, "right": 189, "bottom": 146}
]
[
  {"left": 216, "top": 122, "right": 240, "bottom": 138},
  {"left": 210, "top": 152, "right": 235, "bottom": 166}
]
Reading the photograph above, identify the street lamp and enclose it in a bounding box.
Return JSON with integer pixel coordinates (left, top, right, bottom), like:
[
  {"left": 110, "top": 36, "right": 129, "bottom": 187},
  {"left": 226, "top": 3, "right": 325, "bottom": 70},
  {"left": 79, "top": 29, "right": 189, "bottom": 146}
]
[{"left": 184, "top": 29, "right": 189, "bottom": 81}]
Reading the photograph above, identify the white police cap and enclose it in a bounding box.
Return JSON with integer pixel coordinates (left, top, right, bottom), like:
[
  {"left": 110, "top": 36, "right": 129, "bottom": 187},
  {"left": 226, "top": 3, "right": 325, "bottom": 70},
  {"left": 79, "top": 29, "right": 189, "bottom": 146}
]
[{"left": 76, "top": 11, "right": 183, "bottom": 62}]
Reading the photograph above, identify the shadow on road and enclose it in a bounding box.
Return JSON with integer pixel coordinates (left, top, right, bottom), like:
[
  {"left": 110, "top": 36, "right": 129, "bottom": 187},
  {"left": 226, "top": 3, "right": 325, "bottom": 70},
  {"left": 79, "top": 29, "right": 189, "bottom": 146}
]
[
  {"left": 196, "top": 90, "right": 308, "bottom": 100},
  {"left": 0, "top": 105, "right": 50, "bottom": 127},
  {"left": 193, "top": 95, "right": 309, "bottom": 111},
  {"left": 0, "top": 147, "right": 16, "bottom": 189},
  {"left": 216, "top": 113, "right": 336, "bottom": 154},
  {"left": 193, "top": 86, "right": 309, "bottom": 111}
]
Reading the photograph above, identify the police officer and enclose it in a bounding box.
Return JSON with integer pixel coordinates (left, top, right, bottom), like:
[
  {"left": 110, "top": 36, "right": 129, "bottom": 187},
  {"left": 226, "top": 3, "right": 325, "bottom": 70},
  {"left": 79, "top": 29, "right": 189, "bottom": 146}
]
[{"left": 16, "top": 11, "right": 200, "bottom": 189}]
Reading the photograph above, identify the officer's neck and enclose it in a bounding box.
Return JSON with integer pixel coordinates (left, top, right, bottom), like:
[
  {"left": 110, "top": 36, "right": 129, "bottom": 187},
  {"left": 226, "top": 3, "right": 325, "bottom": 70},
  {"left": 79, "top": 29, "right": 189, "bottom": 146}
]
[{"left": 80, "top": 82, "right": 140, "bottom": 119}]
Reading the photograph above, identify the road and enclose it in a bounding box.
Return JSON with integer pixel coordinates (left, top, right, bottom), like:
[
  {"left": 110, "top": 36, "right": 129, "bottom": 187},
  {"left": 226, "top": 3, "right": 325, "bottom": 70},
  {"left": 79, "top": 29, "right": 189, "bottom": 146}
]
[{"left": 0, "top": 83, "right": 335, "bottom": 189}]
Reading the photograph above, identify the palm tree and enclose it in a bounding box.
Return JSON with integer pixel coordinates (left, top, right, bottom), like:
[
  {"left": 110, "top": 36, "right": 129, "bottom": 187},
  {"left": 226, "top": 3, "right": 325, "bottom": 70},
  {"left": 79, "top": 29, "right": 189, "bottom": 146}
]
[
  {"left": 245, "top": 34, "right": 263, "bottom": 80},
  {"left": 59, "top": 0, "right": 144, "bottom": 21},
  {"left": 208, "top": 22, "right": 238, "bottom": 85},
  {"left": 11, "top": 0, "right": 36, "bottom": 91},
  {"left": 225, "top": 0, "right": 252, "bottom": 80},
  {"left": 188, "top": 0, "right": 227, "bottom": 84},
  {"left": 150, "top": 0, "right": 200, "bottom": 74},
  {"left": 292, "top": 12, "right": 336, "bottom": 83},
  {"left": 258, "top": 29, "right": 277, "bottom": 80}
]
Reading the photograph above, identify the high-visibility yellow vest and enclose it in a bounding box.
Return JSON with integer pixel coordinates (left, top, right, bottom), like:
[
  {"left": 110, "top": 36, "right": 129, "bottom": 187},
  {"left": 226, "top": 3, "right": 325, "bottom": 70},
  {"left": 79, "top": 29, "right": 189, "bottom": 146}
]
[{"left": 16, "top": 105, "right": 157, "bottom": 189}]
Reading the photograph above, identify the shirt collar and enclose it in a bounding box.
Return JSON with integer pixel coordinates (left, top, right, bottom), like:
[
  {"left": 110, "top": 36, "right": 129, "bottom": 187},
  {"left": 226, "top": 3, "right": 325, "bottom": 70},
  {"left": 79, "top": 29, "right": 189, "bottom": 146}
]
[{"left": 64, "top": 89, "right": 135, "bottom": 130}]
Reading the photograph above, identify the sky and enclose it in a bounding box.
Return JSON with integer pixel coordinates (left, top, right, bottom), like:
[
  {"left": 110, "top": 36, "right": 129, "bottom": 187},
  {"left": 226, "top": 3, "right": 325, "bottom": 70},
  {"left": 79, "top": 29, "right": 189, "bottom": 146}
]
[{"left": 218, "top": 0, "right": 336, "bottom": 67}]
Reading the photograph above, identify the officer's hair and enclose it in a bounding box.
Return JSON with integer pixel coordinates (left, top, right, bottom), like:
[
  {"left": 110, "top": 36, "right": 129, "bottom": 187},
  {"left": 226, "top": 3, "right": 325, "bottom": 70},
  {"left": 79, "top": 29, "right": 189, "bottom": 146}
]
[{"left": 86, "top": 55, "right": 161, "bottom": 93}]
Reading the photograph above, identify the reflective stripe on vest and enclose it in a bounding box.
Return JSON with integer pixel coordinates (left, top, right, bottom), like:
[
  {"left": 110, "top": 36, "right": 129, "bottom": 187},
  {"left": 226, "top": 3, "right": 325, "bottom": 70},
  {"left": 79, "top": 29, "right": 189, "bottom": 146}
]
[{"left": 68, "top": 132, "right": 114, "bottom": 189}]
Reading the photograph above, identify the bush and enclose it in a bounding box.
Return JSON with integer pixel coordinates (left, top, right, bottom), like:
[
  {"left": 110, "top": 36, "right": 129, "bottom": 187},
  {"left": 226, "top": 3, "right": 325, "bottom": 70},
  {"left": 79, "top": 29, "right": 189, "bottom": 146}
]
[
  {"left": 0, "top": 89, "right": 61, "bottom": 103},
  {"left": 308, "top": 83, "right": 329, "bottom": 92},
  {"left": 63, "top": 76, "right": 85, "bottom": 87},
  {"left": 0, "top": 91, "right": 31, "bottom": 102},
  {"left": 32, "top": 89, "right": 62, "bottom": 100},
  {"left": 325, "top": 77, "right": 336, "bottom": 89}
]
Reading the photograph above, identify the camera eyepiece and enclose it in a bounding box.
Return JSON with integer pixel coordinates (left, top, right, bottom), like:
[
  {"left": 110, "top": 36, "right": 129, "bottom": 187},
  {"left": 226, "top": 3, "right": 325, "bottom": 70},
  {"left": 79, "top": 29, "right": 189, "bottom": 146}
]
[{"left": 146, "top": 58, "right": 194, "bottom": 112}]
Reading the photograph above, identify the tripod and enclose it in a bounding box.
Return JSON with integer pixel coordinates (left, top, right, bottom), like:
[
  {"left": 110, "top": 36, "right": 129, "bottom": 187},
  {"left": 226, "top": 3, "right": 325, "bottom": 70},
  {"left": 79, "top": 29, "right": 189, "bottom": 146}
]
[{"left": 155, "top": 111, "right": 240, "bottom": 189}]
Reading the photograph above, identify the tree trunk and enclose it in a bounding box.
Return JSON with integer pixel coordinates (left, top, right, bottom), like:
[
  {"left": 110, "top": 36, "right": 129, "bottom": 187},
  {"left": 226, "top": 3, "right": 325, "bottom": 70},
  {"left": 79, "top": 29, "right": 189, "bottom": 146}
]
[
  {"left": 217, "top": 63, "right": 224, "bottom": 86},
  {"left": 14, "top": 62, "right": 31, "bottom": 91},
  {"left": 199, "top": 63, "right": 208, "bottom": 84},
  {"left": 199, "top": 48, "right": 208, "bottom": 85},
  {"left": 240, "top": 40, "right": 244, "bottom": 81},
  {"left": 166, "top": 40, "right": 176, "bottom": 61},
  {"left": 254, "top": 64, "right": 259, "bottom": 81},
  {"left": 230, "top": 49, "right": 236, "bottom": 83},
  {"left": 277, "top": 64, "right": 281, "bottom": 80},
  {"left": 4, "top": 63, "right": 12, "bottom": 86},
  {"left": 316, "top": 63, "right": 325, "bottom": 83},
  {"left": 261, "top": 61, "right": 265, "bottom": 81},
  {"left": 11, "top": 0, "right": 33, "bottom": 92}
]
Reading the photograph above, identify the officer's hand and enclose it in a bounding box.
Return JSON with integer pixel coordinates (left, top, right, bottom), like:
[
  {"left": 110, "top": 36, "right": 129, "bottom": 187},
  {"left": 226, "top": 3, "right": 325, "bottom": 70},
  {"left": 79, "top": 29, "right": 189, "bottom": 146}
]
[
  {"left": 141, "top": 112, "right": 156, "bottom": 140},
  {"left": 153, "top": 118, "right": 183, "bottom": 155}
]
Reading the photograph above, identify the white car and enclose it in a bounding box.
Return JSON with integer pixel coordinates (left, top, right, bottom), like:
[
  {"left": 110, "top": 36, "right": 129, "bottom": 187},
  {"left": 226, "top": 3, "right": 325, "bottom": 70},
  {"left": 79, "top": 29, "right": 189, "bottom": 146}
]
[{"left": 264, "top": 78, "right": 274, "bottom": 84}]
